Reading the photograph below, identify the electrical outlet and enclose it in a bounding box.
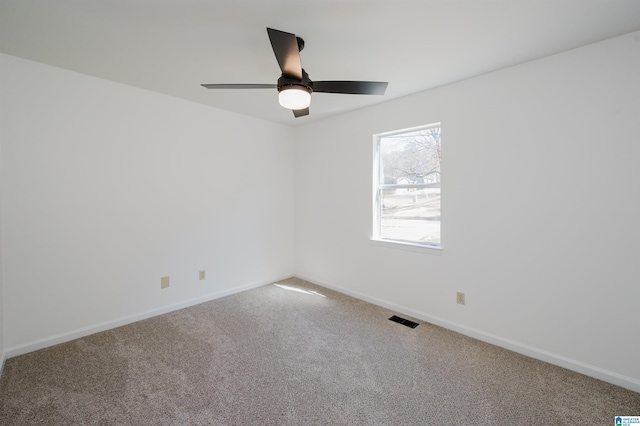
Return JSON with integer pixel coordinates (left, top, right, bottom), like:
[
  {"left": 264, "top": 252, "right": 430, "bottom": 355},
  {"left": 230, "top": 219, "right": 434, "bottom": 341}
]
[
  {"left": 456, "top": 291, "right": 465, "bottom": 305},
  {"left": 199, "top": 270, "right": 206, "bottom": 280},
  {"left": 161, "top": 276, "right": 170, "bottom": 289}
]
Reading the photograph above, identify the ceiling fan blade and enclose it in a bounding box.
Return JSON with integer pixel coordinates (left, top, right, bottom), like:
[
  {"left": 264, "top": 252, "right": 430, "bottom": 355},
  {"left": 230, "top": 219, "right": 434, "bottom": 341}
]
[
  {"left": 311, "top": 81, "right": 388, "bottom": 95},
  {"left": 293, "top": 107, "right": 309, "bottom": 118},
  {"left": 201, "top": 84, "right": 277, "bottom": 89},
  {"left": 267, "top": 28, "right": 303, "bottom": 80}
]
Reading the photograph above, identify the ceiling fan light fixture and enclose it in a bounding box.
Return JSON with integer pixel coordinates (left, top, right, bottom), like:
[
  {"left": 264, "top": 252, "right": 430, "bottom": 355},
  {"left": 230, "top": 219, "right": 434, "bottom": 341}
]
[{"left": 278, "top": 86, "right": 311, "bottom": 110}]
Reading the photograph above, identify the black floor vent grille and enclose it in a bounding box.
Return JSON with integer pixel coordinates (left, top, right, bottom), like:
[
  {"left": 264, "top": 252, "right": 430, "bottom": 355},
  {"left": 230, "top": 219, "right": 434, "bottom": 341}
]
[{"left": 389, "top": 315, "right": 419, "bottom": 329}]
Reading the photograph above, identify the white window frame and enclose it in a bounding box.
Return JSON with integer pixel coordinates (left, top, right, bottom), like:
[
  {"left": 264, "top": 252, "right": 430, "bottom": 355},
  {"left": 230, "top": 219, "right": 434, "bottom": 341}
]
[{"left": 372, "top": 123, "right": 442, "bottom": 255}]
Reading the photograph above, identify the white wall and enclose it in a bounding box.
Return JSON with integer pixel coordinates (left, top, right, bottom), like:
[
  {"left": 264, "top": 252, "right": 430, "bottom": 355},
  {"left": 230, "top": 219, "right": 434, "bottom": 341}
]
[
  {"left": 0, "top": 57, "right": 4, "bottom": 369},
  {"left": 294, "top": 31, "right": 640, "bottom": 390},
  {"left": 0, "top": 54, "right": 295, "bottom": 353}
]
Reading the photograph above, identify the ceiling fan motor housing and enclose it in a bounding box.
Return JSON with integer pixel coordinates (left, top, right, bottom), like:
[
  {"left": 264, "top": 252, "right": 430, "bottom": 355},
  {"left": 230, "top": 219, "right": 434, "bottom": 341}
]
[{"left": 277, "top": 69, "right": 312, "bottom": 94}]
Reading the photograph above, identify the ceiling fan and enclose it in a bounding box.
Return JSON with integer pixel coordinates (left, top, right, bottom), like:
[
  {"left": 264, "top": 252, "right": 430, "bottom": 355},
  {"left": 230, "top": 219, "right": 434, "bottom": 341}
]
[{"left": 201, "top": 28, "right": 388, "bottom": 118}]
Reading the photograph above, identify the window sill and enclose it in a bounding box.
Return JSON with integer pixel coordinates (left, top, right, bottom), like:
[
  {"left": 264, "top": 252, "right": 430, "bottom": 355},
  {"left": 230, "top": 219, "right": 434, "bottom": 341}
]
[{"left": 370, "top": 238, "right": 443, "bottom": 255}]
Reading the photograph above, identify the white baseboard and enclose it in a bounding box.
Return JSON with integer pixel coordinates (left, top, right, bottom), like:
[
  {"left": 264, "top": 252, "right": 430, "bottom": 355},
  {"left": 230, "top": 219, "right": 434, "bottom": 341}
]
[
  {"left": 295, "top": 273, "right": 640, "bottom": 394},
  {"left": 5, "top": 273, "right": 294, "bottom": 360}
]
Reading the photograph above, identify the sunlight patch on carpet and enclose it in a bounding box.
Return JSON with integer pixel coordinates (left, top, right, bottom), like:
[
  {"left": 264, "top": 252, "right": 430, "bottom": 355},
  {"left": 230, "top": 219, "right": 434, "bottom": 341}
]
[{"left": 274, "top": 284, "right": 326, "bottom": 297}]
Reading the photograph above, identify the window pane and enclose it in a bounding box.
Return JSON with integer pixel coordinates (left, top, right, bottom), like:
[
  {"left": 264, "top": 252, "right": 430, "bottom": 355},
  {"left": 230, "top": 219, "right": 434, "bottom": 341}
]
[
  {"left": 380, "top": 187, "right": 440, "bottom": 245},
  {"left": 380, "top": 127, "right": 441, "bottom": 185}
]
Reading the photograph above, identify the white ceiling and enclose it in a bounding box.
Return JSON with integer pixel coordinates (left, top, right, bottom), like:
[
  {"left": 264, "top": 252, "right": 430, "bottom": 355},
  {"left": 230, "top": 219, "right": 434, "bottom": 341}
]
[{"left": 1, "top": 0, "right": 639, "bottom": 126}]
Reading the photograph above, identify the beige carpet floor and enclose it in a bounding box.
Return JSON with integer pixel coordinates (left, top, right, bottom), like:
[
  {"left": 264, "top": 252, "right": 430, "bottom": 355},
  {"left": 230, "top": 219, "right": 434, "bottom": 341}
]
[{"left": 0, "top": 277, "right": 638, "bottom": 425}]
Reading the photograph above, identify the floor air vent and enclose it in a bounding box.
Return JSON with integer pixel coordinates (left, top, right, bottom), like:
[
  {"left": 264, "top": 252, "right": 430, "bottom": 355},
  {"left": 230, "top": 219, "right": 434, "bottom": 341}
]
[{"left": 389, "top": 315, "right": 419, "bottom": 329}]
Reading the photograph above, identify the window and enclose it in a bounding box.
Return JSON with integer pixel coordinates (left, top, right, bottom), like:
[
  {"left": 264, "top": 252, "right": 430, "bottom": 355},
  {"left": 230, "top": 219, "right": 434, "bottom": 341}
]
[{"left": 373, "top": 124, "right": 441, "bottom": 250}]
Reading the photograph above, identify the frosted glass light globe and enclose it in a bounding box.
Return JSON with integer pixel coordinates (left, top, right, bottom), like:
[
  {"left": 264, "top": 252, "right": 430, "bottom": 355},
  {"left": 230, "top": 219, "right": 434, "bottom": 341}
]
[{"left": 278, "top": 87, "right": 311, "bottom": 110}]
